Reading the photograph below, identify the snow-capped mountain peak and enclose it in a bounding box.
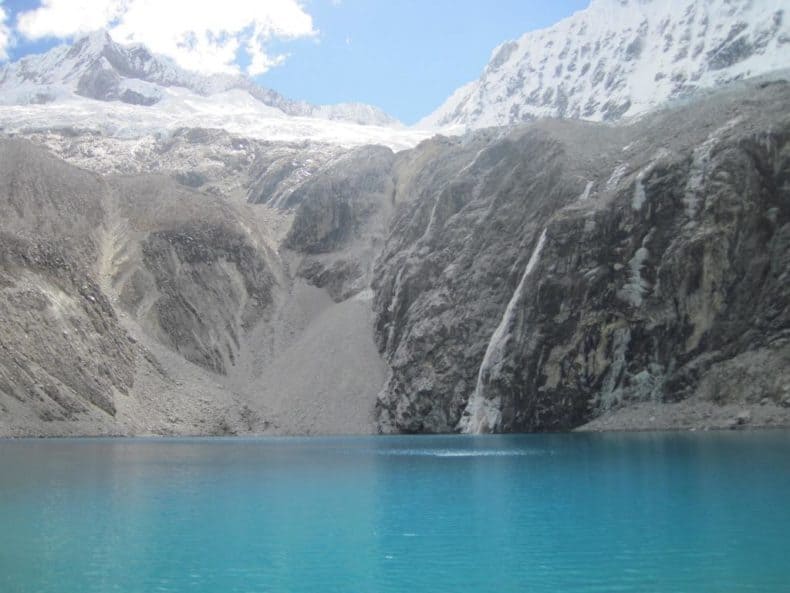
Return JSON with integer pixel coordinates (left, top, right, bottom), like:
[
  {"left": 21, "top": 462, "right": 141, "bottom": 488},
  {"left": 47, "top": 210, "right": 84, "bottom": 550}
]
[
  {"left": 0, "top": 30, "right": 401, "bottom": 127},
  {"left": 0, "top": 30, "right": 431, "bottom": 150},
  {"left": 421, "top": 0, "right": 790, "bottom": 129}
]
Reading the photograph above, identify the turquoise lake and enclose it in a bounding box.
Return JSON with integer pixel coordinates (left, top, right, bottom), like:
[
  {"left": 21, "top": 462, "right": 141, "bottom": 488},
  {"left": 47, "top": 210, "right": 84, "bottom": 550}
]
[{"left": 1, "top": 432, "right": 789, "bottom": 592}]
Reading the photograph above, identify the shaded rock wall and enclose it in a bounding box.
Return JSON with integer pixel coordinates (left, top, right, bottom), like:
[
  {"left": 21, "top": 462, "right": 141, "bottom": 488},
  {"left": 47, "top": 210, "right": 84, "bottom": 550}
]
[
  {"left": 373, "top": 81, "right": 790, "bottom": 433},
  {"left": 286, "top": 146, "right": 397, "bottom": 301}
]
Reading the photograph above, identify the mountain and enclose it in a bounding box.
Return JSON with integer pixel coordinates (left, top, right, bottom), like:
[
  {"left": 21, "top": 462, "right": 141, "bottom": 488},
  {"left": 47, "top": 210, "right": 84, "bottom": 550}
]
[
  {"left": 2, "top": 77, "right": 789, "bottom": 437},
  {"left": 0, "top": 135, "right": 390, "bottom": 436},
  {"left": 0, "top": 31, "right": 428, "bottom": 150},
  {"left": 1, "top": 2, "right": 789, "bottom": 437},
  {"left": 421, "top": 0, "right": 790, "bottom": 129},
  {"left": 0, "top": 30, "right": 398, "bottom": 125},
  {"left": 380, "top": 79, "right": 790, "bottom": 433}
]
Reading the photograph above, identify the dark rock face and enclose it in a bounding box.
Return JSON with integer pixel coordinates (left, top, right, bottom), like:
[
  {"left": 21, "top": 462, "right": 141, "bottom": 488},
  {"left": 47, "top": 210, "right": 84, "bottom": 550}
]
[
  {"left": 119, "top": 88, "right": 160, "bottom": 106},
  {"left": 138, "top": 225, "right": 274, "bottom": 375},
  {"left": 489, "top": 131, "right": 790, "bottom": 432},
  {"left": 285, "top": 146, "right": 395, "bottom": 253},
  {"left": 373, "top": 81, "right": 790, "bottom": 433},
  {"left": 372, "top": 128, "right": 584, "bottom": 432},
  {"left": 76, "top": 61, "right": 122, "bottom": 102},
  {"left": 296, "top": 259, "right": 363, "bottom": 303},
  {"left": 286, "top": 146, "right": 396, "bottom": 300},
  {"left": 109, "top": 176, "right": 278, "bottom": 376}
]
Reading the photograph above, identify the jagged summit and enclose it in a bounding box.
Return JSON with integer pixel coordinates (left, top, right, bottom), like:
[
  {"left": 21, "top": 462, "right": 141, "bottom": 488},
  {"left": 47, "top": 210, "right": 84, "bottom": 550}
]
[
  {"left": 0, "top": 29, "right": 400, "bottom": 127},
  {"left": 0, "top": 30, "right": 431, "bottom": 149},
  {"left": 421, "top": 0, "right": 790, "bottom": 129}
]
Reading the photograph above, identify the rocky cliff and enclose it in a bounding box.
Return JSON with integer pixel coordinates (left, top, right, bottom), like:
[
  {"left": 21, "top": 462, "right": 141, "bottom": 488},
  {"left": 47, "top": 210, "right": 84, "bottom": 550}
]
[
  {"left": 1, "top": 78, "right": 789, "bottom": 436},
  {"left": 377, "top": 79, "right": 790, "bottom": 433},
  {"left": 0, "top": 141, "right": 134, "bottom": 423}
]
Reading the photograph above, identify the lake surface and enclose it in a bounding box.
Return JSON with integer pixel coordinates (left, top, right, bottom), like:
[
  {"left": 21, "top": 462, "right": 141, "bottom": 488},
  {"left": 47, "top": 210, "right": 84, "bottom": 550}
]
[{"left": 1, "top": 432, "right": 789, "bottom": 593}]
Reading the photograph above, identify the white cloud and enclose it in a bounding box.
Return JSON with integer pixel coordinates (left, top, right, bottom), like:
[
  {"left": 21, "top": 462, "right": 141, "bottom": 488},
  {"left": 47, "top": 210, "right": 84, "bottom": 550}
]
[
  {"left": 0, "top": 1, "right": 11, "bottom": 62},
  {"left": 15, "top": 0, "right": 317, "bottom": 75},
  {"left": 16, "top": 0, "right": 125, "bottom": 40}
]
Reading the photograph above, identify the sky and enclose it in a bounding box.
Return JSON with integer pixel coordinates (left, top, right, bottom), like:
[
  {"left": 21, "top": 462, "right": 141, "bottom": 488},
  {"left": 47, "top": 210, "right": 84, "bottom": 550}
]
[{"left": 0, "top": 0, "right": 590, "bottom": 123}]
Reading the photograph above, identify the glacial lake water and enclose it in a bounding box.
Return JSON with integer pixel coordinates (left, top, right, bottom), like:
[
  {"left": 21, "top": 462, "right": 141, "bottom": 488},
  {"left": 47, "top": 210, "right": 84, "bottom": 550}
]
[{"left": 1, "top": 432, "right": 789, "bottom": 593}]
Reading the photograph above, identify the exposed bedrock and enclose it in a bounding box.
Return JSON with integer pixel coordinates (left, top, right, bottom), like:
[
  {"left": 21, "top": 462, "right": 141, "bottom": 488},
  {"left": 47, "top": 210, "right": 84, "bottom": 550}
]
[
  {"left": 0, "top": 141, "right": 135, "bottom": 423},
  {"left": 0, "top": 141, "right": 284, "bottom": 435},
  {"left": 104, "top": 174, "right": 278, "bottom": 378},
  {"left": 0, "top": 136, "right": 386, "bottom": 436},
  {"left": 285, "top": 145, "right": 397, "bottom": 301},
  {"left": 373, "top": 81, "right": 790, "bottom": 433},
  {"left": 1, "top": 80, "right": 788, "bottom": 436}
]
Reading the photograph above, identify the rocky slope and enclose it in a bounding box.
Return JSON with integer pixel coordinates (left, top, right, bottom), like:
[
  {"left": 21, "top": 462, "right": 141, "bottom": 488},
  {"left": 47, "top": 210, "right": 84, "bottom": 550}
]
[
  {"left": 0, "top": 140, "right": 134, "bottom": 424},
  {"left": 422, "top": 0, "right": 790, "bottom": 129},
  {"left": 1, "top": 77, "right": 789, "bottom": 436},
  {"left": 0, "top": 136, "right": 388, "bottom": 437},
  {"left": 17, "top": 126, "right": 346, "bottom": 206}
]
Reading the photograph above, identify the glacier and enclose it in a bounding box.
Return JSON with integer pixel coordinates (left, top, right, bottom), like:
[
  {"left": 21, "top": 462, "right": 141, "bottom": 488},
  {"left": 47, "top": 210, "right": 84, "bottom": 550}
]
[{"left": 0, "top": 30, "right": 428, "bottom": 151}]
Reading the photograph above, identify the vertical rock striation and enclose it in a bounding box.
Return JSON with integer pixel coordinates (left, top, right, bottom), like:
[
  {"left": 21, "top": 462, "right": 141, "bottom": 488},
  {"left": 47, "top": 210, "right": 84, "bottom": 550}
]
[{"left": 375, "top": 80, "right": 790, "bottom": 433}]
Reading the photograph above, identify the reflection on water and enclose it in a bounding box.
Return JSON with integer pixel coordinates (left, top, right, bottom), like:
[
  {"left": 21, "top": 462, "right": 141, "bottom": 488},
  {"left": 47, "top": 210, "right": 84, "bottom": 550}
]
[
  {"left": 1, "top": 432, "right": 789, "bottom": 592},
  {"left": 373, "top": 448, "right": 544, "bottom": 456}
]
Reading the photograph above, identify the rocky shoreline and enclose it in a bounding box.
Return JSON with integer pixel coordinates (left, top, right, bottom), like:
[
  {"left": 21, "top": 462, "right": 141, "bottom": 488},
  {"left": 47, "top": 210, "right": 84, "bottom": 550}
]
[{"left": 577, "top": 399, "right": 790, "bottom": 433}]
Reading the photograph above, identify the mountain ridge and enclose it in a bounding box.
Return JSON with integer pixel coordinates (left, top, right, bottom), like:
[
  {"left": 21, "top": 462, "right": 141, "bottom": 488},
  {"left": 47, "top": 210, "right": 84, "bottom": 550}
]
[
  {"left": 421, "top": 0, "right": 790, "bottom": 129},
  {"left": 0, "top": 30, "right": 428, "bottom": 151},
  {"left": 2, "top": 77, "right": 788, "bottom": 437},
  {"left": 1, "top": 2, "right": 789, "bottom": 437},
  {"left": 0, "top": 29, "right": 400, "bottom": 127}
]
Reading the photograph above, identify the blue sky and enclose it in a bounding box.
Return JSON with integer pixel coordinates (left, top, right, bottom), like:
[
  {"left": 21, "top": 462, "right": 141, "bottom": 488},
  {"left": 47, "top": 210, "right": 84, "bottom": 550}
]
[{"left": 1, "top": 0, "right": 590, "bottom": 123}]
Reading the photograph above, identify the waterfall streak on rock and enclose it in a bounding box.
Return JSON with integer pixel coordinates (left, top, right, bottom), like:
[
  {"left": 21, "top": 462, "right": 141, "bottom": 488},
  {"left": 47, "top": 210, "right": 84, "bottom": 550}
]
[{"left": 459, "top": 228, "right": 548, "bottom": 433}]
